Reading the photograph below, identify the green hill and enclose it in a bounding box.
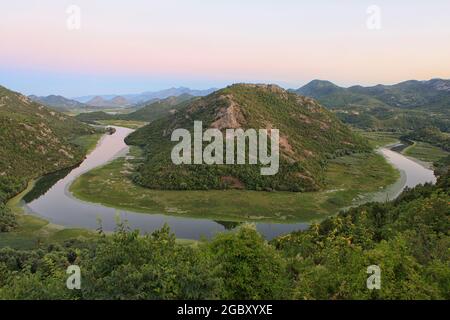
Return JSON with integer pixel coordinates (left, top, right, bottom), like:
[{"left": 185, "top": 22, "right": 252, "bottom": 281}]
[
  {"left": 348, "top": 79, "right": 450, "bottom": 113},
  {"left": 74, "top": 111, "right": 115, "bottom": 124},
  {"left": 294, "top": 80, "right": 388, "bottom": 109},
  {"left": 75, "top": 94, "right": 196, "bottom": 124},
  {"left": 0, "top": 85, "right": 96, "bottom": 203},
  {"left": 293, "top": 79, "right": 450, "bottom": 131},
  {"left": 126, "top": 84, "right": 370, "bottom": 192},
  {"left": 122, "top": 94, "right": 195, "bottom": 121}
]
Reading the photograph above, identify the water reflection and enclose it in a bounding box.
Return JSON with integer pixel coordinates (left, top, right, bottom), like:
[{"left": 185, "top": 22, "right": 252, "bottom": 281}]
[{"left": 23, "top": 167, "right": 73, "bottom": 203}]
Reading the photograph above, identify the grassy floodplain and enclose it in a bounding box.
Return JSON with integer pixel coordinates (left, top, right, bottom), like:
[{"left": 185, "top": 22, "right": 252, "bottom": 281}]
[
  {"left": 357, "top": 131, "right": 401, "bottom": 148},
  {"left": 71, "top": 133, "right": 104, "bottom": 153},
  {"left": 96, "top": 119, "right": 147, "bottom": 129},
  {"left": 70, "top": 150, "right": 399, "bottom": 223},
  {"left": 403, "top": 141, "right": 449, "bottom": 164},
  {"left": 359, "top": 130, "right": 449, "bottom": 165}
]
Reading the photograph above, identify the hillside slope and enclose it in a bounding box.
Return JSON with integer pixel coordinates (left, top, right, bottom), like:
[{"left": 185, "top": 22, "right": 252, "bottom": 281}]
[
  {"left": 75, "top": 94, "right": 196, "bottom": 123},
  {"left": 28, "top": 95, "right": 87, "bottom": 110},
  {"left": 293, "top": 79, "right": 450, "bottom": 131},
  {"left": 294, "top": 80, "right": 388, "bottom": 109},
  {"left": 126, "top": 84, "right": 370, "bottom": 192},
  {"left": 348, "top": 79, "right": 450, "bottom": 112},
  {"left": 0, "top": 85, "right": 96, "bottom": 202},
  {"left": 121, "top": 94, "right": 195, "bottom": 121},
  {"left": 294, "top": 78, "right": 450, "bottom": 111}
]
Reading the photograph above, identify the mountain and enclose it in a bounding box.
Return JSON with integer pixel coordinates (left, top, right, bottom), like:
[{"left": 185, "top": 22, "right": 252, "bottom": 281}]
[
  {"left": 294, "top": 78, "right": 450, "bottom": 111},
  {"left": 293, "top": 80, "right": 387, "bottom": 109},
  {"left": 0, "top": 85, "right": 96, "bottom": 202},
  {"left": 86, "top": 95, "right": 130, "bottom": 108},
  {"left": 75, "top": 94, "right": 196, "bottom": 124},
  {"left": 347, "top": 79, "right": 450, "bottom": 112},
  {"left": 86, "top": 96, "right": 108, "bottom": 107},
  {"left": 122, "top": 94, "right": 195, "bottom": 121},
  {"left": 74, "top": 87, "right": 217, "bottom": 105},
  {"left": 134, "top": 87, "right": 217, "bottom": 103},
  {"left": 110, "top": 96, "right": 129, "bottom": 106},
  {"left": 293, "top": 79, "right": 450, "bottom": 131},
  {"left": 125, "top": 84, "right": 369, "bottom": 192},
  {"left": 28, "top": 94, "right": 87, "bottom": 110}
]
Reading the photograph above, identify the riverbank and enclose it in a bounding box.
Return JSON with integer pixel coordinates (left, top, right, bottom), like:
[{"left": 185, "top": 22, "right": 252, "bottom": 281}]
[
  {"left": 402, "top": 140, "right": 449, "bottom": 168},
  {"left": 0, "top": 133, "right": 106, "bottom": 249},
  {"left": 1, "top": 171, "right": 99, "bottom": 250},
  {"left": 70, "top": 151, "right": 399, "bottom": 223}
]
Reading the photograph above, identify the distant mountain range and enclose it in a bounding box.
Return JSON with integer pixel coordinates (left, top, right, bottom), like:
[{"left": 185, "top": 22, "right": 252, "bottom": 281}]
[
  {"left": 73, "top": 87, "right": 218, "bottom": 106},
  {"left": 85, "top": 96, "right": 131, "bottom": 108},
  {"left": 293, "top": 78, "right": 450, "bottom": 111},
  {"left": 28, "top": 95, "right": 87, "bottom": 110},
  {"left": 75, "top": 94, "right": 196, "bottom": 123},
  {"left": 292, "top": 78, "right": 450, "bottom": 131}
]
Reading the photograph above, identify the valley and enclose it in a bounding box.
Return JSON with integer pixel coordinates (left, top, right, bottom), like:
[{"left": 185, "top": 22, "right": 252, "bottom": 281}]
[
  {"left": 0, "top": 81, "right": 448, "bottom": 299},
  {"left": 2, "top": 0, "right": 450, "bottom": 302},
  {"left": 1, "top": 82, "right": 446, "bottom": 244},
  {"left": 69, "top": 145, "right": 399, "bottom": 226},
  {"left": 4, "top": 121, "right": 436, "bottom": 243}
]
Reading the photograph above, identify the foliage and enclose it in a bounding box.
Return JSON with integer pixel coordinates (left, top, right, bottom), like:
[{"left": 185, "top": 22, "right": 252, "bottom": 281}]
[
  {"left": 206, "top": 225, "right": 290, "bottom": 299},
  {"left": 402, "top": 126, "right": 450, "bottom": 152},
  {"left": 0, "top": 85, "right": 98, "bottom": 232},
  {"left": 0, "top": 173, "right": 448, "bottom": 299},
  {"left": 294, "top": 80, "right": 450, "bottom": 132},
  {"left": 273, "top": 173, "right": 450, "bottom": 299},
  {"left": 126, "top": 84, "right": 370, "bottom": 192},
  {"left": 0, "top": 204, "right": 16, "bottom": 232}
]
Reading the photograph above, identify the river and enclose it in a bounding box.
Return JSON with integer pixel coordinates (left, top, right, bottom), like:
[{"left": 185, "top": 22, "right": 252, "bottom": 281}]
[{"left": 18, "top": 127, "right": 437, "bottom": 240}]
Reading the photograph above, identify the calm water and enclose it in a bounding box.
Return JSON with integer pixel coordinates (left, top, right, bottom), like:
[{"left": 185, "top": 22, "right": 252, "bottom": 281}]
[{"left": 20, "top": 128, "right": 436, "bottom": 240}]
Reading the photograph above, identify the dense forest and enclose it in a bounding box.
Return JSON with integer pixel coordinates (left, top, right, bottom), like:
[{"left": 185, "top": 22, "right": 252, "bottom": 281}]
[{"left": 0, "top": 169, "right": 448, "bottom": 299}]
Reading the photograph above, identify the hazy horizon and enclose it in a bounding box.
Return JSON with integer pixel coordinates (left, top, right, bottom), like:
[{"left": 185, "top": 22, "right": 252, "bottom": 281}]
[{"left": 1, "top": 0, "right": 450, "bottom": 96}]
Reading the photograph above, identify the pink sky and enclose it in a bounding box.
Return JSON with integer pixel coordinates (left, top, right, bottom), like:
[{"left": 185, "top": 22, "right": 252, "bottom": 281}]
[{"left": 1, "top": 0, "right": 449, "bottom": 95}]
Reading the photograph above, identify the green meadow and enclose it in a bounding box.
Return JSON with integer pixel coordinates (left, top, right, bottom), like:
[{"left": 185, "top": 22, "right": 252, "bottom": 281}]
[
  {"left": 403, "top": 141, "right": 449, "bottom": 164},
  {"left": 70, "top": 151, "right": 399, "bottom": 223}
]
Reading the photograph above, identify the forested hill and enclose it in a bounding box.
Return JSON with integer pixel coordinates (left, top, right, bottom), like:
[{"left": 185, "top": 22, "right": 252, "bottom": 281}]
[
  {"left": 75, "top": 94, "right": 196, "bottom": 123},
  {"left": 125, "top": 83, "right": 370, "bottom": 192},
  {"left": 294, "top": 79, "right": 450, "bottom": 112},
  {"left": 0, "top": 85, "right": 96, "bottom": 204},
  {"left": 122, "top": 94, "right": 195, "bottom": 121},
  {"left": 293, "top": 79, "right": 450, "bottom": 131}
]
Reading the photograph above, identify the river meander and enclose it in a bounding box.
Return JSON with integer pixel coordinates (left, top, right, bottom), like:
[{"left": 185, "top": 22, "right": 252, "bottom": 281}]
[{"left": 16, "top": 127, "right": 436, "bottom": 240}]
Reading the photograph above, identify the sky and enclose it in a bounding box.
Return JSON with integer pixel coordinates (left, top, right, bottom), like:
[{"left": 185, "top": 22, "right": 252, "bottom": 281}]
[{"left": 1, "top": 0, "right": 450, "bottom": 97}]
